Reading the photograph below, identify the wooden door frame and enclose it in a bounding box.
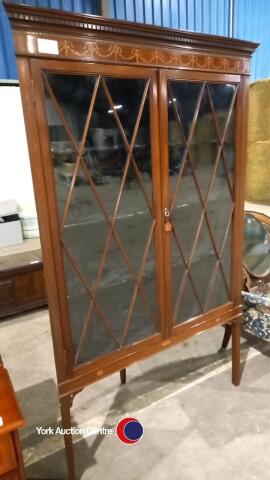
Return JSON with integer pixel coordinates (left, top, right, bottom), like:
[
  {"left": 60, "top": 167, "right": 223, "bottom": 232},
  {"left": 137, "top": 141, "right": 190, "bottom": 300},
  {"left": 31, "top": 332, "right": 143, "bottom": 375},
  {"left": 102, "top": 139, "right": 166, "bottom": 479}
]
[
  {"left": 6, "top": 7, "right": 256, "bottom": 478},
  {"left": 17, "top": 57, "right": 245, "bottom": 397},
  {"left": 158, "top": 68, "right": 244, "bottom": 338},
  {"left": 29, "top": 58, "right": 167, "bottom": 381}
]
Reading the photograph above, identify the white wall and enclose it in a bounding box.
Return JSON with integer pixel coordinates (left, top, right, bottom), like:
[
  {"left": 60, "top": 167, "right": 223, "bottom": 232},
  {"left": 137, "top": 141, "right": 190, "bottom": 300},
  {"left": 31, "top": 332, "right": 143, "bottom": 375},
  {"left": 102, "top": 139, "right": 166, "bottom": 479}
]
[{"left": 0, "top": 85, "right": 36, "bottom": 215}]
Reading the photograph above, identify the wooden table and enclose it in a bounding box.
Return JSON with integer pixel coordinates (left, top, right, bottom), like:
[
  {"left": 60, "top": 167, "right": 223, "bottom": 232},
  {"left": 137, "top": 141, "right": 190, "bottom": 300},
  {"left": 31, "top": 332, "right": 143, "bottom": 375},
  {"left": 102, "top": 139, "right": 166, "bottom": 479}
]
[{"left": 0, "top": 358, "right": 26, "bottom": 479}]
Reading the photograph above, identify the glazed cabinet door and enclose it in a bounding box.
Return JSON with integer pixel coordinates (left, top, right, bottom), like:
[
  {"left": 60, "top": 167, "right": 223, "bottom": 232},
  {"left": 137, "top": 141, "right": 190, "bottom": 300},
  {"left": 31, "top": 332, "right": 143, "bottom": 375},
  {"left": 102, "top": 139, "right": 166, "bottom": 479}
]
[
  {"left": 31, "top": 61, "right": 163, "bottom": 367},
  {"left": 159, "top": 70, "right": 241, "bottom": 331}
]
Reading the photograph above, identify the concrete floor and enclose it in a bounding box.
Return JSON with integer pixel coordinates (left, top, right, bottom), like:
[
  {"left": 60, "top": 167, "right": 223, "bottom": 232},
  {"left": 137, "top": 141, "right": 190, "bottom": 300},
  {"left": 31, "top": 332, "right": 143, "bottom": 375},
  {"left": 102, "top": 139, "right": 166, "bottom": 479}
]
[{"left": 1, "top": 308, "right": 270, "bottom": 480}]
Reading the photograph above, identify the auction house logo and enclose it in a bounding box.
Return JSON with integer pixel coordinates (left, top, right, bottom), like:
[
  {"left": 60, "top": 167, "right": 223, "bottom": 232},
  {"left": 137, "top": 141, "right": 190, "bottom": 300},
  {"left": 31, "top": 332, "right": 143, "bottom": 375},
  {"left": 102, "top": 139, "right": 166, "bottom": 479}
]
[{"left": 116, "top": 417, "right": 143, "bottom": 444}]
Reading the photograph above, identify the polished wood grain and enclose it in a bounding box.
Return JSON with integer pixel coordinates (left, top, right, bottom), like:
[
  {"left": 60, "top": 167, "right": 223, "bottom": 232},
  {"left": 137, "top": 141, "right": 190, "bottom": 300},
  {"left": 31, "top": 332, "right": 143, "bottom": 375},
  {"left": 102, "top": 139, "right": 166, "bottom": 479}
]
[
  {"left": 232, "top": 317, "right": 242, "bottom": 386},
  {"left": 0, "top": 369, "right": 25, "bottom": 435},
  {"left": 0, "top": 363, "right": 26, "bottom": 479},
  {"left": 0, "top": 250, "right": 47, "bottom": 319},
  {"left": 4, "top": 2, "right": 257, "bottom": 56},
  {"left": 4, "top": 4, "right": 258, "bottom": 479},
  {"left": 30, "top": 58, "right": 162, "bottom": 373},
  {"left": 14, "top": 34, "right": 251, "bottom": 74},
  {"left": 60, "top": 304, "right": 241, "bottom": 398},
  {"left": 16, "top": 57, "right": 69, "bottom": 383},
  {"left": 0, "top": 435, "right": 17, "bottom": 475}
]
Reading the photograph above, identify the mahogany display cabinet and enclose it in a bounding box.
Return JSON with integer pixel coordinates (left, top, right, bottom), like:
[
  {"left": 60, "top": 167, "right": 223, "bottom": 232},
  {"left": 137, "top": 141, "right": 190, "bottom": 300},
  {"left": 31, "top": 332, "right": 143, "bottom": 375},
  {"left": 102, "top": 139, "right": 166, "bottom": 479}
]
[{"left": 5, "top": 3, "right": 258, "bottom": 478}]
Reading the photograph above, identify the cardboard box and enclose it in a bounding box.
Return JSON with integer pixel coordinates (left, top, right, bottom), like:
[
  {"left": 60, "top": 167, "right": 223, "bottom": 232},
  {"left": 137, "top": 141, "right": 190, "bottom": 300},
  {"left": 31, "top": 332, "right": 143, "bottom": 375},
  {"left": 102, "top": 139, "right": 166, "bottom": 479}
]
[
  {"left": 0, "top": 200, "right": 23, "bottom": 248},
  {"left": 0, "top": 219, "right": 23, "bottom": 248}
]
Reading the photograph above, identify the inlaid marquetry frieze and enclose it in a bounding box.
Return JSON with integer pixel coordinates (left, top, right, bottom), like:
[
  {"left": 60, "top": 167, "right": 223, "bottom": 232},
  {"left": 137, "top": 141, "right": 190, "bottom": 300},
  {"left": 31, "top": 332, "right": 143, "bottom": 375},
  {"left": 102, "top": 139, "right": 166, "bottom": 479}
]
[
  {"left": 58, "top": 39, "right": 249, "bottom": 74},
  {"left": 14, "top": 31, "right": 249, "bottom": 75}
]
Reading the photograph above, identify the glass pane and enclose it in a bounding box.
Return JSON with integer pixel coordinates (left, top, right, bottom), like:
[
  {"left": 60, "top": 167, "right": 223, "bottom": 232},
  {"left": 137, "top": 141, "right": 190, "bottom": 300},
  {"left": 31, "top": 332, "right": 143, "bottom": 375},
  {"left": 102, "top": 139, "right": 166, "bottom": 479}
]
[
  {"left": 171, "top": 236, "right": 185, "bottom": 306},
  {"left": 168, "top": 80, "right": 236, "bottom": 323},
  {"left": 43, "top": 72, "right": 158, "bottom": 365},
  {"left": 208, "top": 83, "right": 236, "bottom": 137},
  {"left": 106, "top": 77, "right": 147, "bottom": 144},
  {"left": 46, "top": 73, "right": 96, "bottom": 142},
  {"left": 190, "top": 87, "right": 217, "bottom": 199},
  {"left": 177, "top": 277, "right": 202, "bottom": 324},
  {"left": 61, "top": 165, "right": 108, "bottom": 291},
  {"left": 93, "top": 237, "right": 156, "bottom": 354},
  {"left": 140, "top": 241, "right": 158, "bottom": 319},
  {"left": 207, "top": 269, "right": 229, "bottom": 311},
  {"left": 222, "top": 224, "right": 232, "bottom": 287},
  {"left": 115, "top": 97, "right": 153, "bottom": 273},
  {"left": 168, "top": 81, "right": 202, "bottom": 140},
  {"left": 64, "top": 257, "right": 117, "bottom": 364},
  {"left": 189, "top": 220, "right": 216, "bottom": 307},
  {"left": 171, "top": 173, "right": 202, "bottom": 261},
  {"left": 125, "top": 296, "right": 157, "bottom": 345},
  {"left": 84, "top": 81, "right": 127, "bottom": 219},
  {"left": 207, "top": 84, "right": 235, "bottom": 251},
  {"left": 171, "top": 236, "right": 202, "bottom": 324}
]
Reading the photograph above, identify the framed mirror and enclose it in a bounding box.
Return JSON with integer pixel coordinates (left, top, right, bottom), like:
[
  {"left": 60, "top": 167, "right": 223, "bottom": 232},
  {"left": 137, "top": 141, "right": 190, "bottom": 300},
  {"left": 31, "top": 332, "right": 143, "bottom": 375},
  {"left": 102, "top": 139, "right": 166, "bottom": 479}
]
[{"left": 243, "top": 212, "right": 270, "bottom": 279}]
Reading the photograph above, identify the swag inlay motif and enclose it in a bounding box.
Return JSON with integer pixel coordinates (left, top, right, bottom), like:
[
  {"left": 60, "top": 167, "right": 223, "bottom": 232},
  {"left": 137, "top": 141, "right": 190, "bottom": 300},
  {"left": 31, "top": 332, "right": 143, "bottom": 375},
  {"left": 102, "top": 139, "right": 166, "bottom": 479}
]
[
  {"left": 6, "top": 3, "right": 258, "bottom": 476},
  {"left": 58, "top": 40, "right": 249, "bottom": 74}
]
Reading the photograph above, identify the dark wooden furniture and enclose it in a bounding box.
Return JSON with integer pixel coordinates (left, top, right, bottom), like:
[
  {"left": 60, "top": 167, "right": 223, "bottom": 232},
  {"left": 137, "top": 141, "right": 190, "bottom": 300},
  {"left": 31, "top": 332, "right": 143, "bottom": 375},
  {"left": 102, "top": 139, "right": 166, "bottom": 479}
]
[
  {"left": 243, "top": 211, "right": 270, "bottom": 290},
  {"left": 0, "top": 358, "right": 26, "bottom": 479},
  {"left": 0, "top": 249, "right": 47, "bottom": 319},
  {"left": 222, "top": 211, "right": 270, "bottom": 348},
  {"left": 5, "top": 3, "right": 258, "bottom": 478}
]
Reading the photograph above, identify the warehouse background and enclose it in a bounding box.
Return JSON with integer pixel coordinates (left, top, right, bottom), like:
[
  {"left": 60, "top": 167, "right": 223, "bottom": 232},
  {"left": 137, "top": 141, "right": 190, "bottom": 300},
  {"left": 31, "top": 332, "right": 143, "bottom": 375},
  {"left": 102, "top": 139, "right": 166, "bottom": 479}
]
[{"left": 0, "top": 0, "right": 269, "bottom": 81}]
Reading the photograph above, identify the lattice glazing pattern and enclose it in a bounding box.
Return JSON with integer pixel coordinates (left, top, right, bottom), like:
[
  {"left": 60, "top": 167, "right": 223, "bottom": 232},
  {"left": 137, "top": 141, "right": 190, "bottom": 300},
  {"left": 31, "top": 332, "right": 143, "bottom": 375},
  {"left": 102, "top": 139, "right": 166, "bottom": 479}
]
[
  {"left": 43, "top": 73, "right": 158, "bottom": 365},
  {"left": 167, "top": 81, "right": 237, "bottom": 324}
]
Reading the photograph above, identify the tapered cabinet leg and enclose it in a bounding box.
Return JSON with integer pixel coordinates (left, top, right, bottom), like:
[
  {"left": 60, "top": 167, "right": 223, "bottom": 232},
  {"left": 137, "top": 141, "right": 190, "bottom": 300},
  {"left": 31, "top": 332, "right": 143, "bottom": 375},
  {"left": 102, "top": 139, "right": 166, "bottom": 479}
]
[
  {"left": 222, "top": 323, "right": 232, "bottom": 349},
  {"left": 120, "top": 368, "right": 126, "bottom": 385},
  {"left": 232, "top": 318, "right": 242, "bottom": 386},
  {"left": 60, "top": 395, "right": 76, "bottom": 480}
]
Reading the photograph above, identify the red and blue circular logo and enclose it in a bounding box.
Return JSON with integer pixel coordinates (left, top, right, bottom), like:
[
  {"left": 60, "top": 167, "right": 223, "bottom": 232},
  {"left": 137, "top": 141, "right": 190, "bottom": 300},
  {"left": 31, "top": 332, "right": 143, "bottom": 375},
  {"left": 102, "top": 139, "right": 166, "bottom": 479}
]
[{"left": 116, "top": 417, "right": 144, "bottom": 444}]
